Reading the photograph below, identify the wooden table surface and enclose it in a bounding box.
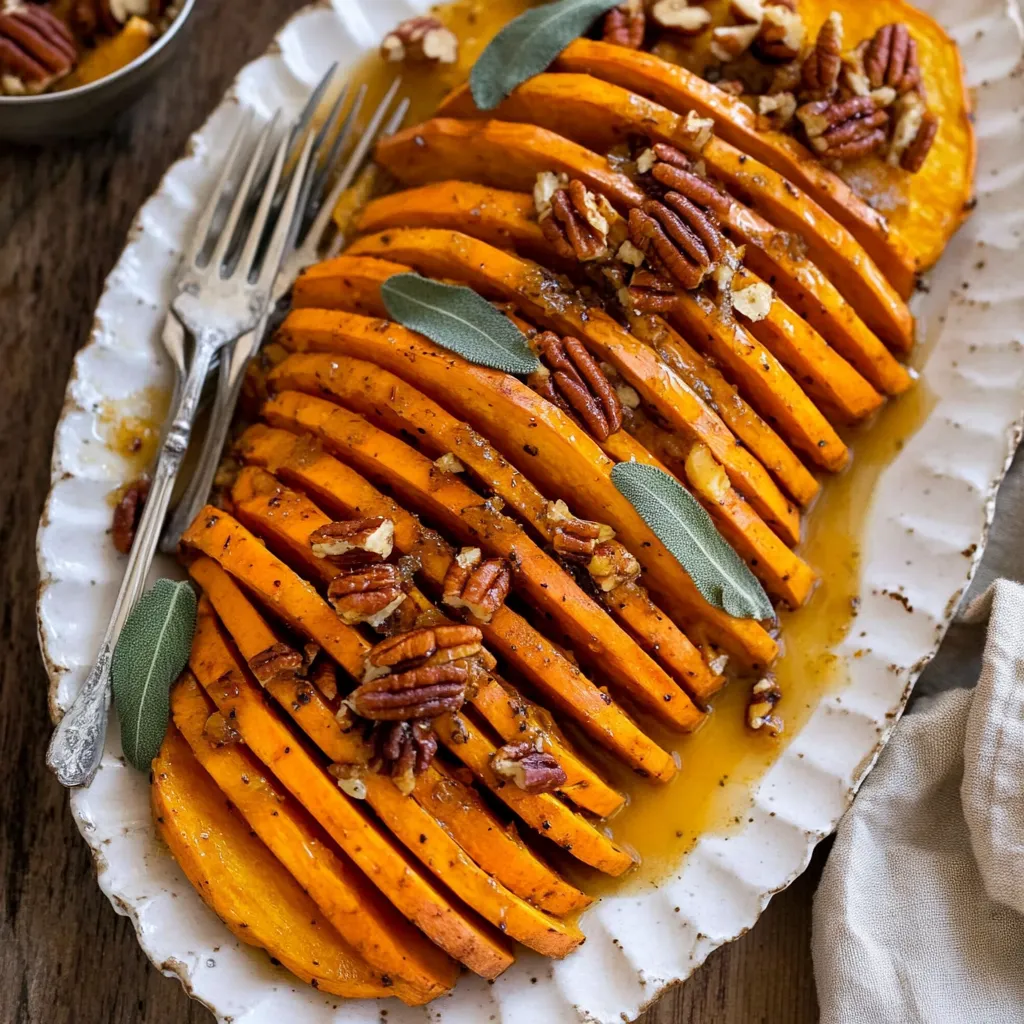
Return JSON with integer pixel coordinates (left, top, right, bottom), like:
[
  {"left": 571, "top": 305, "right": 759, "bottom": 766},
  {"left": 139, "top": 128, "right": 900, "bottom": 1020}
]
[{"left": 0, "top": 2, "right": 822, "bottom": 1020}]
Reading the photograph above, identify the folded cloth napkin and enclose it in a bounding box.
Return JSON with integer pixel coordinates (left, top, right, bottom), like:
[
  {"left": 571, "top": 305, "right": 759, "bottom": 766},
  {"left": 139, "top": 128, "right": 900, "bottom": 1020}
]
[{"left": 812, "top": 578, "right": 1024, "bottom": 1024}]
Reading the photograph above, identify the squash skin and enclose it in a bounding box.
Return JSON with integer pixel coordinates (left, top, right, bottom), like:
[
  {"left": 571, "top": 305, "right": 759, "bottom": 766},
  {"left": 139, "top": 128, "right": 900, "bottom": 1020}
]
[
  {"left": 165, "top": 678, "right": 447, "bottom": 1003},
  {"left": 554, "top": 39, "right": 918, "bottom": 298},
  {"left": 188, "top": 593, "right": 517, "bottom": 980},
  {"left": 152, "top": 723, "right": 415, "bottom": 1003},
  {"left": 276, "top": 302, "right": 778, "bottom": 671},
  {"left": 259, "top": 389, "right": 705, "bottom": 732},
  {"left": 794, "top": 0, "right": 976, "bottom": 275},
  {"left": 236, "top": 424, "right": 678, "bottom": 785},
  {"left": 373, "top": 119, "right": 914, "bottom": 394}
]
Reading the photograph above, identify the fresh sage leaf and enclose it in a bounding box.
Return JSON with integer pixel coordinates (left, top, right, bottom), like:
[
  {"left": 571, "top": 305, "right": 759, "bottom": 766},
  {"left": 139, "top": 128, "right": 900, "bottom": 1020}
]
[
  {"left": 470, "top": 0, "right": 621, "bottom": 111},
  {"left": 382, "top": 272, "right": 540, "bottom": 376},
  {"left": 611, "top": 462, "right": 775, "bottom": 621},
  {"left": 112, "top": 579, "right": 197, "bottom": 771}
]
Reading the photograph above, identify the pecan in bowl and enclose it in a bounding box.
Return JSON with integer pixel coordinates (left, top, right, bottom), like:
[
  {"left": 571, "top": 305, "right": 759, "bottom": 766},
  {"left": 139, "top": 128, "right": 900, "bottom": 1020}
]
[{"left": 0, "top": 2, "right": 77, "bottom": 95}]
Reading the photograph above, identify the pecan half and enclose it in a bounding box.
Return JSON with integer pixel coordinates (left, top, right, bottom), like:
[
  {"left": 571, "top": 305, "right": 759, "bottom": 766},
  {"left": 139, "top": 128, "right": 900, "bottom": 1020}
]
[
  {"left": 626, "top": 269, "right": 680, "bottom": 313},
  {"left": 442, "top": 548, "right": 511, "bottom": 623},
  {"left": 328, "top": 563, "right": 407, "bottom": 627},
  {"left": 350, "top": 663, "right": 469, "bottom": 722},
  {"left": 310, "top": 517, "right": 394, "bottom": 564},
  {"left": 800, "top": 12, "right": 843, "bottom": 101},
  {"left": 381, "top": 15, "right": 458, "bottom": 65},
  {"left": 588, "top": 540, "right": 641, "bottom": 593},
  {"left": 532, "top": 332, "right": 623, "bottom": 441},
  {"left": 249, "top": 642, "right": 305, "bottom": 687},
  {"left": 376, "top": 720, "right": 438, "bottom": 794},
  {"left": 542, "top": 180, "right": 616, "bottom": 263},
  {"left": 747, "top": 675, "right": 783, "bottom": 735},
  {"left": 491, "top": 741, "right": 567, "bottom": 794},
  {"left": 544, "top": 500, "right": 616, "bottom": 562},
  {"left": 603, "top": 1, "right": 644, "bottom": 49},
  {"left": 111, "top": 475, "right": 150, "bottom": 555},
  {"left": 0, "top": 3, "right": 77, "bottom": 94},
  {"left": 888, "top": 92, "right": 937, "bottom": 173},
  {"left": 864, "top": 23, "right": 921, "bottom": 95},
  {"left": 364, "top": 624, "right": 485, "bottom": 679},
  {"left": 797, "top": 96, "right": 889, "bottom": 161}
]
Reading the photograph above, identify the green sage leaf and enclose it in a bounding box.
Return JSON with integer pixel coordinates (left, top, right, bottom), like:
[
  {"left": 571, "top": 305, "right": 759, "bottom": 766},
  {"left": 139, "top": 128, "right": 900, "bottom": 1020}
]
[
  {"left": 611, "top": 462, "right": 775, "bottom": 621},
  {"left": 470, "top": 0, "right": 620, "bottom": 111},
  {"left": 382, "top": 272, "right": 540, "bottom": 376},
  {"left": 112, "top": 578, "right": 197, "bottom": 771}
]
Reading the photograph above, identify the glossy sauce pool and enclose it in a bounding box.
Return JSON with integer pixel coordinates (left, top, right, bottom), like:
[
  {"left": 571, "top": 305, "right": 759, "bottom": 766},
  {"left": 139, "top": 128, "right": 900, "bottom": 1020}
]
[{"left": 110, "top": 0, "right": 934, "bottom": 893}]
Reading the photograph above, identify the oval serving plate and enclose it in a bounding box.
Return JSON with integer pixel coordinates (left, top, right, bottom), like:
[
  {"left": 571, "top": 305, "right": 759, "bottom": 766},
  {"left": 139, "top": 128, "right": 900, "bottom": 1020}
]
[{"left": 37, "top": 1, "right": 1024, "bottom": 1021}]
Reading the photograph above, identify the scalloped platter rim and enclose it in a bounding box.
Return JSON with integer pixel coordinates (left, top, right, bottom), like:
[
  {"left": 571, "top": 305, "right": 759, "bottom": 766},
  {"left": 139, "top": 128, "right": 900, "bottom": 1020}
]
[{"left": 36, "top": 1, "right": 1024, "bottom": 1022}]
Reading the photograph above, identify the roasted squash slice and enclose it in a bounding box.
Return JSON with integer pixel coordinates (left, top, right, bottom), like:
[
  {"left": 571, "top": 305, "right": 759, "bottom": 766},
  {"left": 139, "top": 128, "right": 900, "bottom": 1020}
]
[
  {"left": 267, "top": 352, "right": 746, "bottom": 678},
  {"left": 237, "top": 425, "right": 676, "bottom": 787},
  {"left": 794, "top": 0, "right": 976, "bottom": 274},
  {"left": 260, "top": 388, "right": 704, "bottom": 731},
  {"left": 187, "top": 556, "right": 370, "bottom": 766},
  {"left": 438, "top": 75, "right": 914, "bottom": 352},
  {"left": 374, "top": 120, "right": 914, "bottom": 394},
  {"left": 340, "top": 230, "right": 802, "bottom": 544},
  {"left": 554, "top": 39, "right": 918, "bottom": 296},
  {"left": 152, "top": 723, "right": 423, "bottom": 1003},
  {"left": 167, "top": 676, "right": 446, "bottom": 1002},
  {"left": 188, "top": 598, "right": 515, "bottom": 979},
  {"left": 357, "top": 184, "right": 881, "bottom": 430},
  {"left": 276, "top": 303, "right": 778, "bottom": 670}
]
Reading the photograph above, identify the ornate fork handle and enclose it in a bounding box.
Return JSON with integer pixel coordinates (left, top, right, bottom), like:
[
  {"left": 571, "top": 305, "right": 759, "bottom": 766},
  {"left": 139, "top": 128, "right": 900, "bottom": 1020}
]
[{"left": 46, "top": 331, "right": 223, "bottom": 787}]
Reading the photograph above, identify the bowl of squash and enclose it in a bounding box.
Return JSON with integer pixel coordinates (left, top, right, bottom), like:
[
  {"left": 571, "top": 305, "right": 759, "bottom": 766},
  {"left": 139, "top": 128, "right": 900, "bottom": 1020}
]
[{"left": 0, "top": 0, "right": 196, "bottom": 142}]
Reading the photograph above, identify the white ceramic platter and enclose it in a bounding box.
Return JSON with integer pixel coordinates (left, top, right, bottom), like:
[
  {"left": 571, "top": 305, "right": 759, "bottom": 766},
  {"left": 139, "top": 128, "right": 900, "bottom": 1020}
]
[{"left": 36, "top": 2, "right": 1024, "bottom": 1021}]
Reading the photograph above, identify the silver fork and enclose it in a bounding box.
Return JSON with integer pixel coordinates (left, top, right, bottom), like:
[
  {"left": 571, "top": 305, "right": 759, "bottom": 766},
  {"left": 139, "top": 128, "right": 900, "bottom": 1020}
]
[
  {"left": 160, "top": 75, "right": 409, "bottom": 554},
  {"left": 46, "top": 111, "right": 315, "bottom": 789}
]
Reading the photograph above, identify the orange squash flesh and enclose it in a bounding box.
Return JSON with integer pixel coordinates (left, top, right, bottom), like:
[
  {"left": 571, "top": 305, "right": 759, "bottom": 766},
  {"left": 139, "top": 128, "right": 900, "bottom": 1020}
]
[
  {"left": 236, "top": 424, "right": 677, "bottom": 787},
  {"left": 438, "top": 75, "right": 914, "bottom": 353},
  {"left": 338, "top": 231, "right": 802, "bottom": 546},
  {"left": 275, "top": 304, "right": 778, "bottom": 670},
  {"left": 374, "top": 120, "right": 913, "bottom": 395},
  {"left": 167, "top": 676, "right": 446, "bottom": 1002},
  {"left": 188, "top": 552, "right": 596, "bottom": 908},
  {"left": 259, "top": 389, "right": 704, "bottom": 732},
  {"left": 434, "top": 708, "right": 637, "bottom": 877},
  {"left": 267, "top": 352, "right": 748, "bottom": 672},
  {"left": 188, "top": 597, "right": 515, "bottom": 979},
  {"left": 554, "top": 38, "right": 918, "bottom": 296},
  {"left": 186, "top": 556, "right": 371, "bottom": 766},
  {"left": 795, "top": 0, "right": 976, "bottom": 275},
  {"left": 226, "top": 464, "right": 637, "bottom": 813},
  {"left": 152, "top": 723, "right": 420, "bottom": 1003}
]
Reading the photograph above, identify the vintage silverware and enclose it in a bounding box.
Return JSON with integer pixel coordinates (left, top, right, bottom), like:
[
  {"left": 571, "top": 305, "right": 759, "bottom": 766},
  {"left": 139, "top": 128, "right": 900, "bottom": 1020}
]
[
  {"left": 46, "top": 110, "right": 314, "bottom": 788},
  {"left": 159, "top": 75, "right": 409, "bottom": 553}
]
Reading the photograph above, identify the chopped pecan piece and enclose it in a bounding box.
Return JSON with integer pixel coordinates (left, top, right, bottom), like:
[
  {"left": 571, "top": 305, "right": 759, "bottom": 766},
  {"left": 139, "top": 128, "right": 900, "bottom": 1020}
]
[
  {"left": 249, "top": 642, "right": 305, "bottom": 687},
  {"left": 603, "top": 0, "right": 644, "bottom": 49},
  {"left": 651, "top": 0, "right": 711, "bottom": 35},
  {"left": 380, "top": 15, "right": 458, "bottom": 65},
  {"left": 710, "top": 23, "right": 761, "bottom": 63},
  {"left": 545, "top": 500, "right": 616, "bottom": 562},
  {"left": 433, "top": 451, "right": 465, "bottom": 474},
  {"left": 626, "top": 269, "right": 680, "bottom": 313},
  {"left": 888, "top": 92, "right": 937, "bottom": 172},
  {"left": 542, "top": 180, "right": 617, "bottom": 263},
  {"left": 328, "top": 762, "right": 368, "bottom": 801},
  {"left": 111, "top": 475, "right": 150, "bottom": 555},
  {"left": 531, "top": 332, "right": 623, "bottom": 441},
  {"left": 732, "top": 280, "right": 775, "bottom": 322},
  {"left": 310, "top": 517, "right": 394, "bottom": 564},
  {"left": 0, "top": 3, "right": 77, "bottom": 95},
  {"left": 442, "top": 548, "right": 511, "bottom": 623},
  {"left": 491, "top": 741, "right": 567, "bottom": 794},
  {"left": 376, "top": 719, "right": 438, "bottom": 795},
  {"left": 864, "top": 23, "right": 921, "bottom": 95},
  {"left": 800, "top": 12, "right": 843, "bottom": 101},
  {"left": 757, "top": 3, "right": 805, "bottom": 61},
  {"left": 747, "top": 675, "right": 783, "bottom": 736},
  {"left": 588, "top": 540, "right": 641, "bottom": 593},
  {"left": 310, "top": 658, "right": 339, "bottom": 702},
  {"left": 797, "top": 96, "right": 889, "bottom": 161},
  {"left": 756, "top": 91, "right": 798, "bottom": 131},
  {"left": 328, "top": 563, "right": 407, "bottom": 627},
  {"left": 899, "top": 109, "right": 938, "bottom": 173},
  {"left": 350, "top": 663, "right": 469, "bottom": 722}
]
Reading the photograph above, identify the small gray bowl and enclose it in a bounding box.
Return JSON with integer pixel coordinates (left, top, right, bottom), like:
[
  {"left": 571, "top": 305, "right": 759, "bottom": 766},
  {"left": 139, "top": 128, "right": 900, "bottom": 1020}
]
[{"left": 0, "top": 0, "right": 197, "bottom": 144}]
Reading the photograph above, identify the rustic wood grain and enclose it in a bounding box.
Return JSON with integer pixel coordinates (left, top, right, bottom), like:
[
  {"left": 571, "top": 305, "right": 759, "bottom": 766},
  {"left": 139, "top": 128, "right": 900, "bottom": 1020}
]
[{"left": 0, "top": 2, "right": 820, "bottom": 1020}]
